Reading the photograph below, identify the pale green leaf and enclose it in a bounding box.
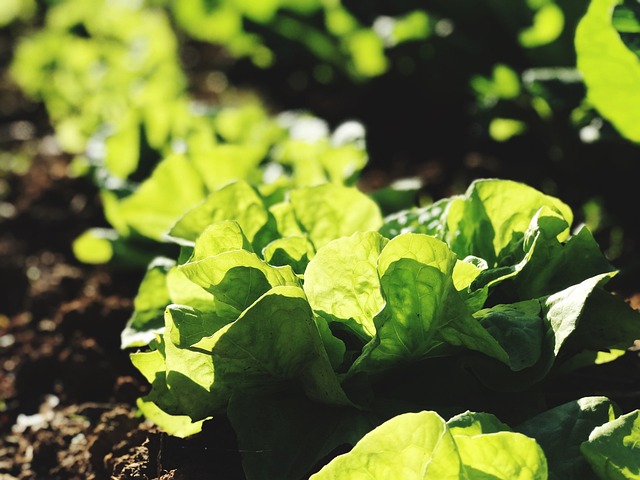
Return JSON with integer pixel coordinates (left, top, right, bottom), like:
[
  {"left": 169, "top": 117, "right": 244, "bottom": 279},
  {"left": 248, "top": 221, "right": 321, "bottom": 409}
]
[
  {"left": 290, "top": 184, "right": 383, "bottom": 249},
  {"left": 543, "top": 272, "right": 616, "bottom": 356},
  {"left": 310, "top": 411, "right": 463, "bottom": 479},
  {"left": 262, "top": 235, "right": 315, "bottom": 274},
  {"left": 456, "top": 431, "right": 548, "bottom": 479},
  {"left": 576, "top": 0, "right": 640, "bottom": 142},
  {"left": 352, "top": 234, "right": 508, "bottom": 374},
  {"left": 581, "top": 409, "right": 640, "bottom": 480},
  {"left": 196, "top": 286, "right": 350, "bottom": 406},
  {"left": 447, "top": 410, "right": 511, "bottom": 437},
  {"left": 518, "top": 396, "right": 619, "bottom": 480},
  {"left": 136, "top": 397, "right": 206, "bottom": 438},
  {"left": 190, "top": 220, "right": 253, "bottom": 262},
  {"left": 443, "top": 179, "right": 573, "bottom": 266},
  {"left": 178, "top": 249, "right": 299, "bottom": 315},
  {"left": 304, "top": 231, "right": 388, "bottom": 340},
  {"left": 117, "top": 154, "right": 206, "bottom": 240},
  {"left": 121, "top": 257, "right": 174, "bottom": 348},
  {"left": 169, "top": 180, "right": 274, "bottom": 248}
]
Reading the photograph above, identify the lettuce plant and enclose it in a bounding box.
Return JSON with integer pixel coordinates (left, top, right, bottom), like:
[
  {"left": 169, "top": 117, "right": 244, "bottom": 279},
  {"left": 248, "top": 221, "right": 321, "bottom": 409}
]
[
  {"left": 127, "top": 178, "right": 640, "bottom": 479},
  {"left": 167, "top": 0, "right": 431, "bottom": 79},
  {"left": 10, "top": 0, "right": 186, "bottom": 153},
  {"left": 313, "top": 396, "right": 640, "bottom": 480},
  {"left": 0, "top": 0, "right": 35, "bottom": 27},
  {"left": 576, "top": 0, "right": 640, "bottom": 143},
  {"left": 71, "top": 104, "right": 369, "bottom": 267}
]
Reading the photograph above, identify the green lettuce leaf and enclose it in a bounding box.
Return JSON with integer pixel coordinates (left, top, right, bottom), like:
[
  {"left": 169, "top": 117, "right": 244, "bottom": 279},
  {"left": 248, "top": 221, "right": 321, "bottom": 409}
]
[
  {"left": 178, "top": 249, "right": 300, "bottom": 316},
  {"left": 289, "top": 184, "right": 383, "bottom": 249},
  {"left": 351, "top": 233, "right": 508, "bottom": 374},
  {"left": 480, "top": 208, "right": 614, "bottom": 302},
  {"left": 309, "top": 411, "right": 463, "bottom": 479},
  {"left": 474, "top": 300, "right": 545, "bottom": 371},
  {"left": 311, "top": 410, "right": 548, "bottom": 479},
  {"left": 136, "top": 286, "right": 350, "bottom": 426},
  {"left": 447, "top": 410, "right": 511, "bottom": 436},
  {"left": 262, "top": 235, "right": 315, "bottom": 274},
  {"left": 455, "top": 431, "right": 548, "bottom": 479},
  {"left": 164, "top": 304, "right": 231, "bottom": 349},
  {"left": 189, "top": 220, "right": 254, "bottom": 261},
  {"left": 576, "top": 0, "right": 640, "bottom": 142},
  {"left": 581, "top": 409, "right": 640, "bottom": 480},
  {"left": 131, "top": 341, "right": 209, "bottom": 435},
  {"left": 169, "top": 180, "right": 276, "bottom": 250},
  {"left": 121, "top": 257, "right": 174, "bottom": 348},
  {"left": 192, "top": 286, "right": 350, "bottom": 407},
  {"left": 166, "top": 265, "right": 216, "bottom": 312},
  {"left": 544, "top": 272, "right": 617, "bottom": 356},
  {"left": 136, "top": 397, "right": 206, "bottom": 438},
  {"left": 467, "top": 272, "right": 639, "bottom": 391},
  {"left": 109, "top": 154, "right": 206, "bottom": 240},
  {"left": 269, "top": 201, "right": 305, "bottom": 237},
  {"left": 304, "top": 231, "right": 388, "bottom": 340},
  {"left": 442, "top": 179, "right": 573, "bottom": 266},
  {"left": 518, "top": 396, "right": 619, "bottom": 480},
  {"left": 132, "top": 344, "right": 208, "bottom": 437}
]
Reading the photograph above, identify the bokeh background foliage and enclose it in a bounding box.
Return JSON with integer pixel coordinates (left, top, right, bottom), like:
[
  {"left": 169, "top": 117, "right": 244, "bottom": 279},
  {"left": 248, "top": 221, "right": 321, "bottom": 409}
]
[{"left": 2, "top": 0, "right": 640, "bottom": 286}]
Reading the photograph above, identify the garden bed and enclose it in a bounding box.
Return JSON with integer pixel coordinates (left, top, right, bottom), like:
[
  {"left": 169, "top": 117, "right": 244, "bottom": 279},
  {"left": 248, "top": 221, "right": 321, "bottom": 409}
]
[{"left": 2, "top": 1, "right": 640, "bottom": 478}]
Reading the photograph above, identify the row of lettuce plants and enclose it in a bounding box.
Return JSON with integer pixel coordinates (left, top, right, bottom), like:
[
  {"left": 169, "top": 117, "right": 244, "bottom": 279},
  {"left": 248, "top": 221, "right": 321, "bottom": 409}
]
[
  {"left": 7, "top": 0, "right": 373, "bottom": 267},
  {"left": 124, "top": 176, "right": 640, "bottom": 479},
  {"left": 9, "top": 0, "right": 640, "bottom": 153}
]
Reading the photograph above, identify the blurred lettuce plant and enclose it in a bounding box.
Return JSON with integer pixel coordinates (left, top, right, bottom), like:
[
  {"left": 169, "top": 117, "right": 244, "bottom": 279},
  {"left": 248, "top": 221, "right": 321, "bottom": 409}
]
[
  {"left": 72, "top": 99, "right": 370, "bottom": 267},
  {"left": 8, "top": 0, "right": 372, "bottom": 268},
  {"left": 10, "top": 0, "right": 186, "bottom": 153},
  {"left": 166, "top": 0, "right": 431, "bottom": 80},
  {"left": 467, "top": 0, "right": 584, "bottom": 144},
  {"left": 576, "top": 0, "right": 640, "bottom": 143},
  {"left": 0, "top": 0, "right": 36, "bottom": 27}
]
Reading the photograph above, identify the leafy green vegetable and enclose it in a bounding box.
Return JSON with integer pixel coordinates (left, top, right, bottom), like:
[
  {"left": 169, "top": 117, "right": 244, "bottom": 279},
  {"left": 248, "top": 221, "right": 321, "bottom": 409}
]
[
  {"left": 107, "top": 154, "right": 206, "bottom": 241},
  {"left": 262, "top": 235, "right": 315, "bottom": 273},
  {"left": 311, "top": 410, "right": 548, "bottom": 479},
  {"left": 289, "top": 184, "right": 383, "bottom": 249},
  {"left": 349, "top": 233, "right": 508, "bottom": 375},
  {"left": 310, "top": 411, "right": 463, "bottom": 479},
  {"left": 178, "top": 250, "right": 300, "bottom": 316},
  {"left": 518, "top": 396, "right": 619, "bottom": 480},
  {"left": 576, "top": 0, "right": 640, "bottom": 142},
  {"left": 441, "top": 179, "right": 573, "bottom": 265},
  {"left": 304, "top": 232, "right": 388, "bottom": 340},
  {"left": 121, "top": 257, "right": 174, "bottom": 348},
  {"left": 0, "top": 0, "right": 35, "bottom": 27},
  {"left": 122, "top": 177, "right": 640, "bottom": 478},
  {"left": 10, "top": 0, "right": 185, "bottom": 152},
  {"left": 447, "top": 410, "right": 511, "bottom": 436},
  {"left": 474, "top": 300, "right": 544, "bottom": 371},
  {"left": 581, "top": 409, "right": 640, "bottom": 480},
  {"left": 10, "top": 0, "right": 640, "bottom": 476},
  {"left": 168, "top": 180, "right": 274, "bottom": 247},
  {"left": 72, "top": 106, "right": 371, "bottom": 265},
  {"left": 137, "top": 285, "right": 351, "bottom": 430}
]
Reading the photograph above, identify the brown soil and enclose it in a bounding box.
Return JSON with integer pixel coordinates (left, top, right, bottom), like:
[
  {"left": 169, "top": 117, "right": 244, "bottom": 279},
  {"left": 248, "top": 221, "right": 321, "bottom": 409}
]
[{"left": 0, "top": 141, "right": 253, "bottom": 478}]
